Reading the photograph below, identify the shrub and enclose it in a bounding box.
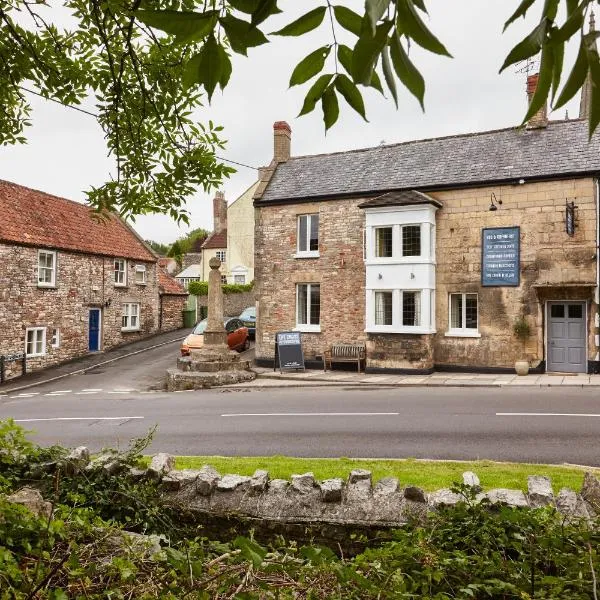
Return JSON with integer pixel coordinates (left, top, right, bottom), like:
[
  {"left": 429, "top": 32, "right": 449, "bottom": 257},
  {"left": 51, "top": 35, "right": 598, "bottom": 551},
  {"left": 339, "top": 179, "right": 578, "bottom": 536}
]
[{"left": 188, "top": 280, "right": 254, "bottom": 296}]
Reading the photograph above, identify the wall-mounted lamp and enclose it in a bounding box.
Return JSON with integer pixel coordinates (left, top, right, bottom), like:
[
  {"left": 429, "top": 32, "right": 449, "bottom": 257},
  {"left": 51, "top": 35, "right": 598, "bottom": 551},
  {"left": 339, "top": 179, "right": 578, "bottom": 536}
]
[
  {"left": 489, "top": 192, "right": 502, "bottom": 212},
  {"left": 104, "top": 298, "right": 112, "bottom": 308},
  {"left": 378, "top": 273, "right": 383, "bottom": 280},
  {"left": 518, "top": 178, "right": 525, "bottom": 185},
  {"left": 566, "top": 199, "right": 577, "bottom": 236}
]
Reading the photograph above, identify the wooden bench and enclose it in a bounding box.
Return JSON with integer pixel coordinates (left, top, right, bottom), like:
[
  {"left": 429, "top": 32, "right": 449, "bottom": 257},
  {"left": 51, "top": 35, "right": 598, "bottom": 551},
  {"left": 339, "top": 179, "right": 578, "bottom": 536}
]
[{"left": 323, "top": 344, "right": 366, "bottom": 373}]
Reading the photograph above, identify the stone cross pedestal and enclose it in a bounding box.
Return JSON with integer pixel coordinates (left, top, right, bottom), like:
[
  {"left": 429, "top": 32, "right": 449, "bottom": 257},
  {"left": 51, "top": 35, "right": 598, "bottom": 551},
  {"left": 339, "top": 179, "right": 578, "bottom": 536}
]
[{"left": 166, "top": 258, "right": 256, "bottom": 390}]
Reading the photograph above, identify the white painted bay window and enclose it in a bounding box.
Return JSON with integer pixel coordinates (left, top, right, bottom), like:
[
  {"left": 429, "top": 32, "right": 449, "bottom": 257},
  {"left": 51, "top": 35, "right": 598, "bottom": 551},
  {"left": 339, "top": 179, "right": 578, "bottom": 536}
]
[
  {"left": 26, "top": 327, "right": 46, "bottom": 356},
  {"left": 374, "top": 291, "right": 393, "bottom": 325},
  {"left": 296, "top": 214, "right": 319, "bottom": 257},
  {"left": 114, "top": 259, "right": 127, "bottom": 286},
  {"left": 401, "top": 291, "right": 421, "bottom": 327},
  {"left": 375, "top": 227, "right": 393, "bottom": 257},
  {"left": 447, "top": 293, "right": 480, "bottom": 337},
  {"left": 296, "top": 283, "right": 320, "bottom": 332},
  {"left": 122, "top": 303, "right": 140, "bottom": 331},
  {"left": 38, "top": 250, "right": 56, "bottom": 287}
]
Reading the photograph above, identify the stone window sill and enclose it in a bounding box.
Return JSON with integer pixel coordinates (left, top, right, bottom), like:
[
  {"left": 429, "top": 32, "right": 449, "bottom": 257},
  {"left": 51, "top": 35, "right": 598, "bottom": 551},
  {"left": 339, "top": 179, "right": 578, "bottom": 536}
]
[
  {"left": 294, "top": 251, "right": 320, "bottom": 259},
  {"left": 445, "top": 330, "right": 481, "bottom": 338},
  {"left": 121, "top": 328, "right": 140, "bottom": 333},
  {"left": 366, "top": 327, "right": 436, "bottom": 335},
  {"left": 37, "top": 284, "right": 56, "bottom": 289},
  {"left": 294, "top": 325, "right": 321, "bottom": 333}
]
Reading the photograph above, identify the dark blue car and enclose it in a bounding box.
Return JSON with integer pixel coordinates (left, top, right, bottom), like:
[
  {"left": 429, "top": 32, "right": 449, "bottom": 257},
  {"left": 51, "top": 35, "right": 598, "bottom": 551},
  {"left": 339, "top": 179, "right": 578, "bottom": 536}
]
[{"left": 239, "top": 306, "right": 256, "bottom": 340}]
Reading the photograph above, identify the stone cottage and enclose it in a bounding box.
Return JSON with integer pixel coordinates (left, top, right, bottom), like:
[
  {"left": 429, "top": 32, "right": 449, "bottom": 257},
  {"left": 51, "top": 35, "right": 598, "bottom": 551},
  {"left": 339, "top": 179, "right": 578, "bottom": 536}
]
[
  {"left": 253, "top": 77, "right": 600, "bottom": 374},
  {"left": 0, "top": 180, "right": 183, "bottom": 379}
]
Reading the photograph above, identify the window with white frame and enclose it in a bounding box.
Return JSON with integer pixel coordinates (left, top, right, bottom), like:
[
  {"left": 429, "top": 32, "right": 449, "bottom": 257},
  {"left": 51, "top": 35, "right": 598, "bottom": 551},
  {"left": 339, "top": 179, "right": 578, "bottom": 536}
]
[
  {"left": 26, "top": 327, "right": 46, "bottom": 356},
  {"left": 375, "top": 227, "right": 393, "bottom": 257},
  {"left": 135, "top": 264, "right": 147, "bottom": 285},
  {"left": 216, "top": 250, "right": 226, "bottom": 263},
  {"left": 121, "top": 303, "right": 140, "bottom": 331},
  {"left": 234, "top": 274, "right": 246, "bottom": 284},
  {"left": 297, "top": 214, "right": 319, "bottom": 255},
  {"left": 402, "top": 225, "right": 421, "bottom": 257},
  {"left": 114, "top": 259, "right": 127, "bottom": 286},
  {"left": 374, "top": 291, "right": 393, "bottom": 325},
  {"left": 38, "top": 250, "right": 56, "bottom": 287},
  {"left": 221, "top": 275, "right": 227, "bottom": 284},
  {"left": 50, "top": 328, "right": 60, "bottom": 349},
  {"left": 402, "top": 291, "right": 421, "bottom": 327},
  {"left": 296, "top": 283, "right": 320, "bottom": 329},
  {"left": 448, "top": 293, "right": 479, "bottom": 335}
]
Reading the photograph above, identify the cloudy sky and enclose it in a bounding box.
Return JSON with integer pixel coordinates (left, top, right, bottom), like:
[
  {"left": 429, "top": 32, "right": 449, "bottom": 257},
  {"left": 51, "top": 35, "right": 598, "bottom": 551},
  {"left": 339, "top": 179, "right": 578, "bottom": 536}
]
[{"left": 0, "top": 1, "right": 584, "bottom": 244}]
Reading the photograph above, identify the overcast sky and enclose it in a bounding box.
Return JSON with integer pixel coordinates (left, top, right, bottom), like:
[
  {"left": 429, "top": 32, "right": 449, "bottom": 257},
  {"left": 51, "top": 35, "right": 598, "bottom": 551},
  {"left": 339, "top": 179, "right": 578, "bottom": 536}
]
[{"left": 0, "top": 1, "right": 584, "bottom": 243}]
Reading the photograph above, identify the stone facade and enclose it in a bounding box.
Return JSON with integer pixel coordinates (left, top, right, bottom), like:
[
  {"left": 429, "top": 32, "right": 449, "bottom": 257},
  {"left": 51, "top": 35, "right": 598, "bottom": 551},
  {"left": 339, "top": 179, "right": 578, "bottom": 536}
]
[
  {"left": 255, "top": 178, "right": 598, "bottom": 372},
  {"left": 0, "top": 243, "right": 160, "bottom": 378},
  {"left": 160, "top": 295, "right": 185, "bottom": 331},
  {"left": 195, "top": 290, "right": 255, "bottom": 319}
]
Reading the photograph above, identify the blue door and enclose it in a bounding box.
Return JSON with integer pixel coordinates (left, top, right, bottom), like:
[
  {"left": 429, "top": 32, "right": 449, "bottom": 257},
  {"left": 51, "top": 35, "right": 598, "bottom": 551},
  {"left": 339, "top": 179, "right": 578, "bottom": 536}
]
[{"left": 89, "top": 309, "right": 101, "bottom": 352}]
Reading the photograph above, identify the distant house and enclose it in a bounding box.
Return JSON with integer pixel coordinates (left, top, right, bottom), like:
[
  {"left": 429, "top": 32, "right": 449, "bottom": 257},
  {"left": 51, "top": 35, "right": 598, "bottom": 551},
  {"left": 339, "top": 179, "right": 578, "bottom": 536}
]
[
  {"left": 175, "top": 264, "right": 203, "bottom": 290},
  {"left": 158, "top": 267, "right": 189, "bottom": 330},
  {"left": 0, "top": 180, "right": 183, "bottom": 379},
  {"left": 227, "top": 182, "right": 258, "bottom": 284},
  {"left": 158, "top": 257, "right": 178, "bottom": 275},
  {"left": 201, "top": 192, "right": 228, "bottom": 283}
]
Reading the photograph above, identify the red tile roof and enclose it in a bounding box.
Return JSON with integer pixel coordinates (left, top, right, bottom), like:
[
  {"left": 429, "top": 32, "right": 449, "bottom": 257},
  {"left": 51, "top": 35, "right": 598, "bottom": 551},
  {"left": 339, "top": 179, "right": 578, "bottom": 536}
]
[
  {"left": 202, "top": 229, "right": 227, "bottom": 249},
  {"left": 0, "top": 180, "right": 156, "bottom": 262},
  {"left": 158, "top": 268, "right": 188, "bottom": 295}
]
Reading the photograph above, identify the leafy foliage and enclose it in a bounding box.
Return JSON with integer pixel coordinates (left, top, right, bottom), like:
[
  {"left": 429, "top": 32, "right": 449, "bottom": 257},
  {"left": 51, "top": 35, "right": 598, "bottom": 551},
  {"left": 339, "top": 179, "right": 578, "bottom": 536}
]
[{"left": 188, "top": 279, "right": 254, "bottom": 296}]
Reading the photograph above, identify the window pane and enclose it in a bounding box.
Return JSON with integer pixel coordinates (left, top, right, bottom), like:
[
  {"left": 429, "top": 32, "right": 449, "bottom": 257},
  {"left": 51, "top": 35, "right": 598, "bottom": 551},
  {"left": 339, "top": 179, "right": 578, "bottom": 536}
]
[
  {"left": 309, "top": 215, "right": 319, "bottom": 251},
  {"left": 402, "top": 225, "right": 421, "bottom": 257},
  {"left": 465, "top": 294, "right": 478, "bottom": 329},
  {"left": 375, "top": 227, "right": 393, "bottom": 257},
  {"left": 375, "top": 291, "right": 393, "bottom": 325},
  {"left": 27, "top": 331, "right": 34, "bottom": 355},
  {"left": 568, "top": 304, "right": 583, "bottom": 319},
  {"left": 450, "top": 294, "right": 463, "bottom": 329},
  {"left": 403, "top": 291, "right": 420, "bottom": 326},
  {"left": 298, "top": 216, "right": 308, "bottom": 252},
  {"left": 550, "top": 304, "right": 564, "bottom": 318},
  {"left": 297, "top": 284, "right": 308, "bottom": 324},
  {"left": 310, "top": 284, "right": 320, "bottom": 325}
]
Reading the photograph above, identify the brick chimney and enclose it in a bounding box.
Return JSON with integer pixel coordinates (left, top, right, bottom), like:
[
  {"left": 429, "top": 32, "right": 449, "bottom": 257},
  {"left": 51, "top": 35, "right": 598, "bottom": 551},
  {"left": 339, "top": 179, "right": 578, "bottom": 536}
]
[
  {"left": 213, "top": 191, "right": 227, "bottom": 233},
  {"left": 273, "top": 121, "right": 291, "bottom": 162},
  {"left": 526, "top": 73, "right": 548, "bottom": 129}
]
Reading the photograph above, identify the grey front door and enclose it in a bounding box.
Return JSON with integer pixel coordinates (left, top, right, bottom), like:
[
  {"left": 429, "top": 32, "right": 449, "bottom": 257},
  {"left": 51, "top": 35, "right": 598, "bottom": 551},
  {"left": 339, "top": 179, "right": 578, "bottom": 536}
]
[{"left": 547, "top": 302, "right": 586, "bottom": 373}]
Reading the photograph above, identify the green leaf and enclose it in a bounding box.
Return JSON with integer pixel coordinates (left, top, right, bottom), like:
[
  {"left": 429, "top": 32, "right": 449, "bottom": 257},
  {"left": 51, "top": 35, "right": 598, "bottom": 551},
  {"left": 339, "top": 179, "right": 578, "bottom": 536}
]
[
  {"left": 219, "top": 46, "right": 233, "bottom": 89},
  {"left": 352, "top": 21, "right": 393, "bottom": 84},
  {"left": 585, "top": 33, "right": 600, "bottom": 135},
  {"left": 551, "top": 34, "right": 564, "bottom": 100},
  {"left": 300, "top": 545, "right": 337, "bottom": 565},
  {"left": 233, "top": 536, "right": 267, "bottom": 569},
  {"left": 390, "top": 31, "right": 425, "bottom": 110},
  {"left": 183, "top": 36, "right": 223, "bottom": 100},
  {"left": 553, "top": 37, "right": 588, "bottom": 109},
  {"left": 290, "top": 46, "right": 331, "bottom": 86},
  {"left": 271, "top": 6, "right": 326, "bottom": 36},
  {"left": 522, "top": 40, "right": 554, "bottom": 123},
  {"left": 334, "top": 74, "right": 367, "bottom": 120},
  {"left": 500, "top": 19, "right": 547, "bottom": 72},
  {"left": 381, "top": 44, "right": 398, "bottom": 107},
  {"left": 220, "top": 14, "right": 268, "bottom": 55},
  {"left": 298, "top": 73, "right": 333, "bottom": 116},
  {"left": 366, "top": 0, "right": 391, "bottom": 34},
  {"left": 503, "top": 0, "right": 537, "bottom": 31},
  {"left": 135, "top": 10, "right": 217, "bottom": 44},
  {"left": 227, "top": 0, "right": 261, "bottom": 13},
  {"left": 251, "top": 0, "right": 282, "bottom": 25},
  {"left": 556, "top": 3, "right": 585, "bottom": 42},
  {"left": 333, "top": 5, "right": 362, "bottom": 36},
  {"left": 322, "top": 85, "right": 339, "bottom": 131},
  {"left": 396, "top": 0, "right": 452, "bottom": 56},
  {"left": 542, "top": 0, "right": 559, "bottom": 22}
]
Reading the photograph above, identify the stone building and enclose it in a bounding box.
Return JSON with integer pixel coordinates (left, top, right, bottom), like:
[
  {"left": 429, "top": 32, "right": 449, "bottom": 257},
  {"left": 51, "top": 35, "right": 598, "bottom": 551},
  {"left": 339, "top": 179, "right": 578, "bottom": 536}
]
[
  {"left": 254, "top": 80, "right": 600, "bottom": 374},
  {"left": 201, "top": 192, "right": 228, "bottom": 282},
  {"left": 0, "top": 180, "right": 180, "bottom": 379}
]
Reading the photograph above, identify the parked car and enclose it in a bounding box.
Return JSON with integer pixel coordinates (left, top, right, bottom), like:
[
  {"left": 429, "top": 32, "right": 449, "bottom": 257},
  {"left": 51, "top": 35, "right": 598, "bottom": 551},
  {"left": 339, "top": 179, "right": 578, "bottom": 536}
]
[
  {"left": 181, "top": 317, "right": 249, "bottom": 356},
  {"left": 238, "top": 306, "right": 256, "bottom": 340}
]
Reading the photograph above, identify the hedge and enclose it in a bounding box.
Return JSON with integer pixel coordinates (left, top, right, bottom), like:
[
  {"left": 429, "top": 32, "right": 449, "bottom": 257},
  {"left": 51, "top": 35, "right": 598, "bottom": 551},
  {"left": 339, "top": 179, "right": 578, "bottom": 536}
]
[{"left": 187, "top": 280, "right": 254, "bottom": 296}]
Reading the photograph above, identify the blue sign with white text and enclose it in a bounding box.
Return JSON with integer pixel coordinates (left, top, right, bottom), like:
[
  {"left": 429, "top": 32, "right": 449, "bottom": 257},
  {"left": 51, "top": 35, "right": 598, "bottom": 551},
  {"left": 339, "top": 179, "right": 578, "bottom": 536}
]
[{"left": 481, "top": 227, "right": 520, "bottom": 286}]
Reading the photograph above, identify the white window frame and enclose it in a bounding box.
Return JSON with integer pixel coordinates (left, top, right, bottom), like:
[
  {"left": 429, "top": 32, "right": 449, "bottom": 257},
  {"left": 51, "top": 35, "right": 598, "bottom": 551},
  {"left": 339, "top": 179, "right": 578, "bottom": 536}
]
[
  {"left": 295, "top": 214, "right": 320, "bottom": 258},
  {"left": 373, "top": 226, "right": 394, "bottom": 258},
  {"left": 446, "top": 292, "right": 481, "bottom": 338},
  {"left": 234, "top": 274, "right": 246, "bottom": 284},
  {"left": 37, "top": 250, "right": 56, "bottom": 287},
  {"left": 295, "top": 283, "right": 321, "bottom": 332},
  {"left": 400, "top": 224, "right": 422, "bottom": 258},
  {"left": 134, "top": 264, "right": 147, "bottom": 285},
  {"left": 121, "top": 302, "right": 140, "bottom": 332},
  {"left": 374, "top": 290, "right": 394, "bottom": 327},
  {"left": 216, "top": 250, "right": 226, "bottom": 263},
  {"left": 400, "top": 290, "right": 421, "bottom": 328},
  {"left": 50, "top": 328, "right": 60, "bottom": 349},
  {"left": 114, "top": 259, "right": 127, "bottom": 287},
  {"left": 25, "top": 327, "right": 46, "bottom": 357}
]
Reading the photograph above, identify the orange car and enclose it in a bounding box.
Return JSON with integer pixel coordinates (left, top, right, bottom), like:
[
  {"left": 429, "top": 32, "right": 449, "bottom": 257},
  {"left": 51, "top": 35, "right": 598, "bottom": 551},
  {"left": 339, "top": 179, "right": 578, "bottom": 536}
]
[{"left": 181, "top": 317, "right": 250, "bottom": 356}]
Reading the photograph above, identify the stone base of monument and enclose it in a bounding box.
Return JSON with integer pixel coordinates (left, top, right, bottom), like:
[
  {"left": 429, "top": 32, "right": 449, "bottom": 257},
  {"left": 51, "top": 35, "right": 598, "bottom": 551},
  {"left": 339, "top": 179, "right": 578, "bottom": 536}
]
[{"left": 166, "top": 349, "right": 256, "bottom": 391}]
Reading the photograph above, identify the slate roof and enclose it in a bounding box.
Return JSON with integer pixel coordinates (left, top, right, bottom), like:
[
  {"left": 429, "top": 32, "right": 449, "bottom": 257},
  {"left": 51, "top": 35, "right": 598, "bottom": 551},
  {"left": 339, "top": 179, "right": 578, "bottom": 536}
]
[
  {"left": 202, "top": 229, "right": 227, "bottom": 249},
  {"left": 0, "top": 180, "right": 156, "bottom": 261},
  {"left": 358, "top": 190, "right": 442, "bottom": 209},
  {"left": 258, "top": 119, "right": 600, "bottom": 204},
  {"left": 158, "top": 268, "right": 188, "bottom": 295},
  {"left": 175, "top": 264, "right": 202, "bottom": 278}
]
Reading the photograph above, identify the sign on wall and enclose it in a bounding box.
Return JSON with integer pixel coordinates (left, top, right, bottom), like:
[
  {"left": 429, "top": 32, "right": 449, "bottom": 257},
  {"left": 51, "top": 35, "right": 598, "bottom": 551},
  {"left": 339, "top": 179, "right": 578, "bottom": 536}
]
[
  {"left": 481, "top": 226, "right": 520, "bottom": 287},
  {"left": 274, "top": 331, "right": 305, "bottom": 373}
]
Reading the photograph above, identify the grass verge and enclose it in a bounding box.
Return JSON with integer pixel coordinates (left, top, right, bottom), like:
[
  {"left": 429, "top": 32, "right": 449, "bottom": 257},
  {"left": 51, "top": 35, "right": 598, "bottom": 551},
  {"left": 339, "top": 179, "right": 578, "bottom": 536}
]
[{"left": 169, "top": 456, "right": 599, "bottom": 492}]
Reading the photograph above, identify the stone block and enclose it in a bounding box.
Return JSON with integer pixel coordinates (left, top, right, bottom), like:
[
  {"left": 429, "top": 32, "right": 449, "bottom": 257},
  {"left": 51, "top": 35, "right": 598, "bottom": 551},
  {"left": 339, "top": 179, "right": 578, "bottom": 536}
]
[
  {"left": 320, "top": 478, "right": 344, "bottom": 502},
  {"left": 348, "top": 469, "right": 372, "bottom": 485},
  {"left": 374, "top": 477, "right": 399, "bottom": 496},
  {"left": 269, "top": 479, "right": 290, "bottom": 492},
  {"left": 291, "top": 473, "right": 316, "bottom": 494},
  {"left": 485, "top": 489, "right": 528, "bottom": 508},
  {"left": 404, "top": 486, "right": 427, "bottom": 503},
  {"left": 462, "top": 471, "right": 481, "bottom": 491},
  {"left": 64, "top": 446, "right": 90, "bottom": 474},
  {"left": 217, "top": 474, "right": 251, "bottom": 492},
  {"left": 148, "top": 453, "right": 175, "bottom": 479},
  {"left": 250, "top": 469, "right": 269, "bottom": 493},
  {"left": 161, "top": 469, "right": 200, "bottom": 491},
  {"left": 7, "top": 487, "right": 52, "bottom": 519},
  {"left": 428, "top": 489, "right": 463, "bottom": 509},
  {"left": 196, "top": 465, "right": 221, "bottom": 496},
  {"left": 527, "top": 475, "right": 553, "bottom": 507},
  {"left": 581, "top": 472, "right": 600, "bottom": 512}
]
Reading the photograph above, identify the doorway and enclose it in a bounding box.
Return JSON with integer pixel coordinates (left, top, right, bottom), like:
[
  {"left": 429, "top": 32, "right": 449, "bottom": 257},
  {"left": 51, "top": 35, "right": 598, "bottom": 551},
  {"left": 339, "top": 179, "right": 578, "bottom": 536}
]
[
  {"left": 546, "top": 301, "right": 586, "bottom": 373},
  {"left": 88, "top": 308, "right": 101, "bottom": 352}
]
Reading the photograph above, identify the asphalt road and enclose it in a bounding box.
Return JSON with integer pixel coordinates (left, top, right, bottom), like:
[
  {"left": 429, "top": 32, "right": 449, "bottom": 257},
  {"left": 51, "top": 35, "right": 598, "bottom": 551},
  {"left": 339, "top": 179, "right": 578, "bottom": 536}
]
[{"left": 2, "top": 384, "right": 600, "bottom": 465}]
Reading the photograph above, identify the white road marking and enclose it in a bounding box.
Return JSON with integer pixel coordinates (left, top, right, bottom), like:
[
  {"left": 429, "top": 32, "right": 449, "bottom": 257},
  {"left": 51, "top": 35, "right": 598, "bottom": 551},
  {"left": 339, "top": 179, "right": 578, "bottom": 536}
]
[
  {"left": 82, "top": 388, "right": 103, "bottom": 392},
  {"left": 113, "top": 388, "right": 135, "bottom": 392},
  {"left": 221, "top": 412, "right": 400, "bottom": 417},
  {"left": 76, "top": 391, "right": 99, "bottom": 395},
  {"left": 17, "top": 392, "right": 39, "bottom": 396},
  {"left": 107, "top": 391, "right": 132, "bottom": 394},
  {"left": 14, "top": 416, "right": 144, "bottom": 422},
  {"left": 497, "top": 412, "right": 600, "bottom": 417}
]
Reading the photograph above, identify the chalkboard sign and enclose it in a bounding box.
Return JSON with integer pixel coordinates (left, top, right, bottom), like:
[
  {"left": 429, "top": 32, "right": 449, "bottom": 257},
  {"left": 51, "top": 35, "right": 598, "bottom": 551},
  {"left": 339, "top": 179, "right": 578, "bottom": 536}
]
[
  {"left": 481, "top": 226, "right": 520, "bottom": 287},
  {"left": 274, "top": 331, "right": 305, "bottom": 373}
]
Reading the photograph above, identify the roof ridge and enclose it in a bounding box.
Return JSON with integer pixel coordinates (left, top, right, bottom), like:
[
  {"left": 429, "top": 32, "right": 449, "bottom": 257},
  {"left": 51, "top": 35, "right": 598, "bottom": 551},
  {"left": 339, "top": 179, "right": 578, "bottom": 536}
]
[
  {"left": 285, "top": 119, "right": 586, "bottom": 162},
  {"left": 0, "top": 178, "right": 92, "bottom": 212}
]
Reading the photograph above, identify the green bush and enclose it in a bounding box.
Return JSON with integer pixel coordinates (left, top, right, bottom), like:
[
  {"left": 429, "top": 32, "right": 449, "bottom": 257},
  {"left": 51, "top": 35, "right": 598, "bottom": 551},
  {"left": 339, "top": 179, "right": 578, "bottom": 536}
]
[{"left": 187, "top": 280, "right": 254, "bottom": 297}]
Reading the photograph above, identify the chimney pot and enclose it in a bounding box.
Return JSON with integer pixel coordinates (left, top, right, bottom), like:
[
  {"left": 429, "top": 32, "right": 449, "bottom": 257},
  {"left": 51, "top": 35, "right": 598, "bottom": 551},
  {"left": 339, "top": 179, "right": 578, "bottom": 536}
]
[
  {"left": 273, "top": 120, "right": 291, "bottom": 162},
  {"left": 212, "top": 191, "right": 227, "bottom": 233}
]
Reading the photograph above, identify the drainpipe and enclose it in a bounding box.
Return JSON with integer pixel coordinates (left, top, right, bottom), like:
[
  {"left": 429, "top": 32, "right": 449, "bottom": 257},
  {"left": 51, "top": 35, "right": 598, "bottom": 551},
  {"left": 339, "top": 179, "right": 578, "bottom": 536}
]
[{"left": 596, "top": 177, "right": 600, "bottom": 362}]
